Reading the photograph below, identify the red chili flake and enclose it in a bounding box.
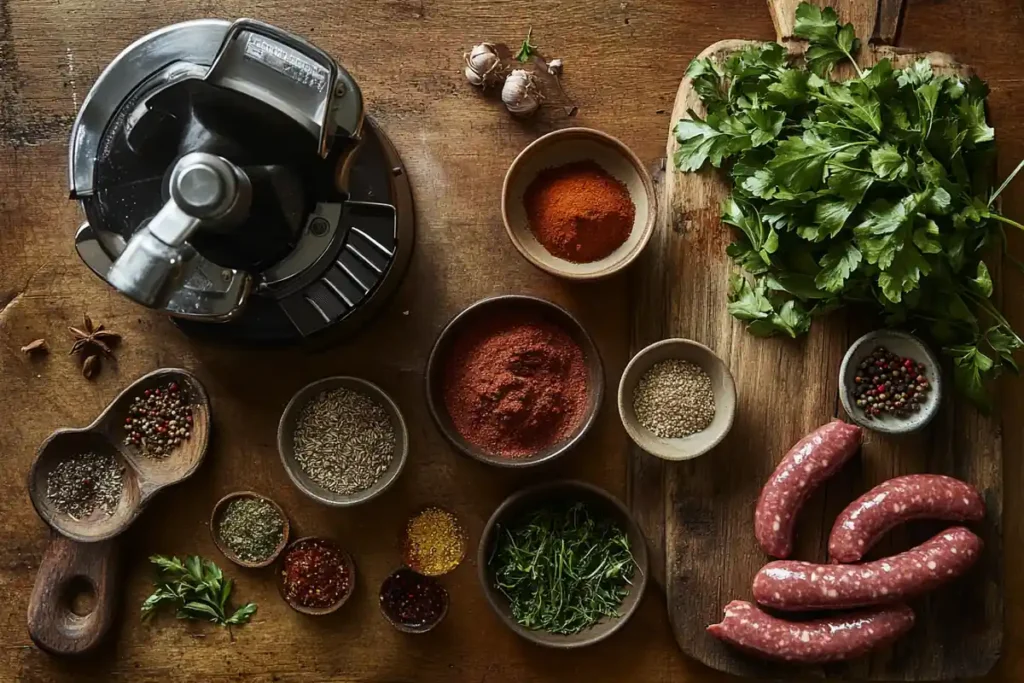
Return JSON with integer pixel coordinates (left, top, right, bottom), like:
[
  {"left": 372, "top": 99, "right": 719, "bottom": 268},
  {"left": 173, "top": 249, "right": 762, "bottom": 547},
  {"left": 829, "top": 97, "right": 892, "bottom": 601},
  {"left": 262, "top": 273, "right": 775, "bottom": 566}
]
[{"left": 281, "top": 539, "right": 350, "bottom": 609}]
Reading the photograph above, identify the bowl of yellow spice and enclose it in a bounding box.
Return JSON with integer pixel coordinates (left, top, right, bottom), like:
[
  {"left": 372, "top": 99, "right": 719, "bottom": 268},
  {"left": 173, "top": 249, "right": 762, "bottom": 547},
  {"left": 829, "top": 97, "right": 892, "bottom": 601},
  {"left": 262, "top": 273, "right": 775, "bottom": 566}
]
[{"left": 400, "top": 506, "right": 467, "bottom": 577}]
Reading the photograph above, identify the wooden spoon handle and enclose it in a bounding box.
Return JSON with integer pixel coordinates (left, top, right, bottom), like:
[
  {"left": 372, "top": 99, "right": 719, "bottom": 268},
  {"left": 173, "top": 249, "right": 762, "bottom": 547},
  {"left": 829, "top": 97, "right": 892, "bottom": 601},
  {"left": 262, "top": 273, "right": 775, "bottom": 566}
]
[
  {"left": 27, "top": 534, "right": 121, "bottom": 656},
  {"left": 768, "top": 0, "right": 906, "bottom": 45}
]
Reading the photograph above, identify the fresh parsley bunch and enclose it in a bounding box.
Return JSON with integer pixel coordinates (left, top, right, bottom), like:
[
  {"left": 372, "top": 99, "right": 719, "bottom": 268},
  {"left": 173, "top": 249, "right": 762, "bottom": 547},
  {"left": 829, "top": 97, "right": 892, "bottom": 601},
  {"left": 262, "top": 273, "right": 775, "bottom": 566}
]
[
  {"left": 141, "top": 555, "right": 257, "bottom": 626},
  {"left": 675, "top": 2, "right": 1023, "bottom": 409}
]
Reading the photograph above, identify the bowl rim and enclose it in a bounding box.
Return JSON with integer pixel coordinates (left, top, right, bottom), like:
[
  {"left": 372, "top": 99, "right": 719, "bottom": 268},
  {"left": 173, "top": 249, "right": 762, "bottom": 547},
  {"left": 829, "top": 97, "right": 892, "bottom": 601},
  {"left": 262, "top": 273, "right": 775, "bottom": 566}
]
[
  {"left": 210, "top": 490, "right": 290, "bottom": 569},
  {"left": 277, "top": 536, "right": 356, "bottom": 615},
  {"left": 617, "top": 338, "right": 737, "bottom": 461},
  {"left": 276, "top": 376, "right": 409, "bottom": 507},
  {"left": 424, "top": 294, "right": 605, "bottom": 469},
  {"left": 838, "top": 329, "right": 942, "bottom": 434},
  {"left": 475, "top": 479, "right": 649, "bottom": 648},
  {"left": 501, "top": 126, "right": 657, "bottom": 281}
]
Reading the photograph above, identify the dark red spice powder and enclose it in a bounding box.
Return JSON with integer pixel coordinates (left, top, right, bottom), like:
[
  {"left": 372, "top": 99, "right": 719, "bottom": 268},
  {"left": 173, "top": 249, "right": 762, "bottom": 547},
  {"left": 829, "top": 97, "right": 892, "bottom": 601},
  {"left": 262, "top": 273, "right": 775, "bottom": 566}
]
[
  {"left": 281, "top": 539, "right": 351, "bottom": 609},
  {"left": 379, "top": 568, "right": 448, "bottom": 628},
  {"left": 524, "top": 160, "right": 635, "bottom": 264},
  {"left": 442, "top": 311, "right": 588, "bottom": 458}
]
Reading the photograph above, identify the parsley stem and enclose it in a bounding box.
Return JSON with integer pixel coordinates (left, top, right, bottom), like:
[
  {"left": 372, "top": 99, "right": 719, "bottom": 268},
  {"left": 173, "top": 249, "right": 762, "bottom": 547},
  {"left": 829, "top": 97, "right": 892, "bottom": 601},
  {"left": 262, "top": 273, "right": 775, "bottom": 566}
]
[
  {"left": 989, "top": 158, "right": 1024, "bottom": 207},
  {"left": 989, "top": 213, "right": 1024, "bottom": 233},
  {"left": 843, "top": 51, "right": 863, "bottom": 79}
]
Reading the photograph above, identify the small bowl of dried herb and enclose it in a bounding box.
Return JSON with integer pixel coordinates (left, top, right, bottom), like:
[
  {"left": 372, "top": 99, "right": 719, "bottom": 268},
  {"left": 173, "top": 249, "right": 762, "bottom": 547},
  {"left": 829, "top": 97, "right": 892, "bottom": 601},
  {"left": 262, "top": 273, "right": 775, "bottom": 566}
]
[
  {"left": 278, "top": 537, "right": 356, "bottom": 616},
  {"left": 277, "top": 376, "right": 409, "bottom": 507},
  {"left": 478, "top": 480, "right": 648, "bottom": 648},
  {"left": 211, "top": 491, "right": 289, "bottom": 569}
]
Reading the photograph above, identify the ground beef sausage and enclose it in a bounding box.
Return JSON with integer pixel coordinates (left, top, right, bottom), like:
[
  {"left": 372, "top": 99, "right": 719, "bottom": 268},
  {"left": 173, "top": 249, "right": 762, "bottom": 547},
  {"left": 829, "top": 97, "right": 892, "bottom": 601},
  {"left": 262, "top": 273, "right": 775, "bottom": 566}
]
[
  {"left": 753, "top": 526, "right": 982, "bottom": 611},
  {"left": 829, "top": 474, "right": 985, "bottom": 563},
  {"left": 755, "top": 420, "right": 863, "bottom": 558},
  {"left": 707, "top": 600, "right": 915, "bottom": 663}
]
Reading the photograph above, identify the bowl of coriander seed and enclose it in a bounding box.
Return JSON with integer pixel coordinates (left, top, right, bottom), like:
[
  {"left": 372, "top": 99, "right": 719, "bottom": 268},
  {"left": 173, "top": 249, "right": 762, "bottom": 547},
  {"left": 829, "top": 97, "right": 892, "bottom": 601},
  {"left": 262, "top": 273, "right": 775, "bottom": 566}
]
[{"left": 617, "top": 338, "right": 736, "bottom": 461}]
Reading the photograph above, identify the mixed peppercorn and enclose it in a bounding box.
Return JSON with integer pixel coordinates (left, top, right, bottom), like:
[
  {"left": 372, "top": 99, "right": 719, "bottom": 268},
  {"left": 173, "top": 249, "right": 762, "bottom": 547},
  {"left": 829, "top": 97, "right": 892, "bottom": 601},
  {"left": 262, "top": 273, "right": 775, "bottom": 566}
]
[
  {"left": 852, "top": 346, "right": 931, "bottom": 419},
  {"left": 123, "top": 382, "right": 193, "bottom": 457}
]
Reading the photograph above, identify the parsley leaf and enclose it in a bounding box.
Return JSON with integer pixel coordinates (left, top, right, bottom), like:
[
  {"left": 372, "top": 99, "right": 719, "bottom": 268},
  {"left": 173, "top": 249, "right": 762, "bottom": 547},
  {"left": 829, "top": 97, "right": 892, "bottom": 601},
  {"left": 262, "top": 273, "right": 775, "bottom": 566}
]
[
  {"left": 142, "top": 555, "right": 256, "bottom": 628},
  {"left": 514, "top": 27, "right": 538, "bottom": 62},
  {"left": 674, "top": 1, "right": 1023, "bottom": 408}
]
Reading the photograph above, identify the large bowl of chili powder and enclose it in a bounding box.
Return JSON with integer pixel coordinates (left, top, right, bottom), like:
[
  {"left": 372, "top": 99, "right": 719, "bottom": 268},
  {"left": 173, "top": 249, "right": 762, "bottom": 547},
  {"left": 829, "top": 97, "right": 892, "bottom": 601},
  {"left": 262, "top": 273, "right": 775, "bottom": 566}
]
[{"left": 425, "top": 295, "right": 604, "bottom": 468}]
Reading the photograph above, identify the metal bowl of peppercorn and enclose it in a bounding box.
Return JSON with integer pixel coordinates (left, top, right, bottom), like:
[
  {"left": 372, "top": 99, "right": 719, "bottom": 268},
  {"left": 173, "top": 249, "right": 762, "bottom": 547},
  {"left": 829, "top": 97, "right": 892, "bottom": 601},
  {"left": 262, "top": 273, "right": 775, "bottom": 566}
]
[{"left": 839, "top": 330, "right": 942, "bottom": 434}]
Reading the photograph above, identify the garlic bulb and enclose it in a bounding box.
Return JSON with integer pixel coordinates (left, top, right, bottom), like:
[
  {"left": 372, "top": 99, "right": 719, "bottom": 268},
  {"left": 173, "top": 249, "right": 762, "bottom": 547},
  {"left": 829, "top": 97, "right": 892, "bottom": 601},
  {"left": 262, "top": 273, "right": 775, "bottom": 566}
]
[
  {"left": 502, "top": 69, "right": 540, "bottom": 117},
  {"left": 464, "top": 43, "right": 502, "bottom": 88}
]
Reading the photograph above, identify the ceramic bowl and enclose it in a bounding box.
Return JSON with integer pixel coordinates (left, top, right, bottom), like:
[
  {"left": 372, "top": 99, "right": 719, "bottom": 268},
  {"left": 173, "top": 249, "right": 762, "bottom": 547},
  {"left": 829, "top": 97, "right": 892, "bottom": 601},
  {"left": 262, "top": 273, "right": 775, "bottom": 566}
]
[
  {"left": 617, "top": 339, "right": 736, "bottom": 461},
  {"left": 277, "top": 376, "right": 408, "bottom": 507},
  {"left": 277, "top": 537, "right": 356, "bottom": 616},
  {"left": 425, "top": 295, "right": 604, "bottom": 468},
  {"left": 477, "top": 480, "right": 648, "bottom": 648},
  {"left": 501, "top": 127, "right": 656, "bottom": 280},
  {"left": 839, "top": 330, "right": 942, "bottom": 434},
  {"left": 210, "top": 491, "right": 290, "bottom": 569},
  {"left": 27, "top": 368, "right": 211, "bottom": 543},
  {"left": 378, "top": 567, "right": 450, "bottom": 634}
]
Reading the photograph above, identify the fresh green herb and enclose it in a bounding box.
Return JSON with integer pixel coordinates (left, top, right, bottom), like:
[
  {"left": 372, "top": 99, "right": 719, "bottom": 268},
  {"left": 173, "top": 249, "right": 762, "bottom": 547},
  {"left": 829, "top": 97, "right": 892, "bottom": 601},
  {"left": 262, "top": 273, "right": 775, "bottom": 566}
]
[
  {"left": 488, "top": 502, "right": 637, "bottom": 635},
  {"left": 674, "top": 1, "right": 1023, "bottom": 409},
  {"left": 514, "top": 27, "right": 538, "bottom": 62},
  {"left": 141, "top": 555, "right": 257, "bottom": 626}
]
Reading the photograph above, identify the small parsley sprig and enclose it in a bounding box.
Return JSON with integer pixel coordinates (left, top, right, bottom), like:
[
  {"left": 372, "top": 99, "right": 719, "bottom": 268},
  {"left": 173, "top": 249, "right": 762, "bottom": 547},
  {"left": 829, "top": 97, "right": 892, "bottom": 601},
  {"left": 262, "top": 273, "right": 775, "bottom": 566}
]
[
  {"left": 141, "top": 555, "right": 257, "bottom": 626},
  {"left": 675, "top": 1, "right": 1022, "bottom": 409}
]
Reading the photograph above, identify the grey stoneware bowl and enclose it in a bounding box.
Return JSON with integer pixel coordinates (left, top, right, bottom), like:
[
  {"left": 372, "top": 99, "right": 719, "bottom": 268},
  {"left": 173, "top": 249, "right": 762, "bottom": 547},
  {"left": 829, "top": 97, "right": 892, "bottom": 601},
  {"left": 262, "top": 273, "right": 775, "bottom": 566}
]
[
  {"left": 277, "top": 536, "right": 356, "bottom": 616},
  {"left": 477, "top": 480, "right": 648, "bottom": 649},
  {"left": 277, "top": 376, "right": 408, "bottom": 507},
  {"left": 502, "top": 127, "right": 657, "bottom": 280},
  {"left": 617, "top": 339, "right": 736, "bottom": 461},
  {"left": 425, "top": 295, "right": 604, "bottom": 469},
  {"left": 839, "top": 330, "right": 942, "bottom": 434}
]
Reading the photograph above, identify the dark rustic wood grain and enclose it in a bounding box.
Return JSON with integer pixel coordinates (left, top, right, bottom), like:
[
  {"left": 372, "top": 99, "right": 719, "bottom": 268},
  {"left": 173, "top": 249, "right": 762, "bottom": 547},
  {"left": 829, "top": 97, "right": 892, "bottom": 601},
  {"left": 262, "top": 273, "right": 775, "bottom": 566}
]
[
  {"left": 630, "top": 0, "right": 1004, "bottom": 679},
  {"left": 1, "top": 0, "right": 1023, "bottom": 681},
  {"left": 27, "top": 535, "right": 121, "bottom": 656}
]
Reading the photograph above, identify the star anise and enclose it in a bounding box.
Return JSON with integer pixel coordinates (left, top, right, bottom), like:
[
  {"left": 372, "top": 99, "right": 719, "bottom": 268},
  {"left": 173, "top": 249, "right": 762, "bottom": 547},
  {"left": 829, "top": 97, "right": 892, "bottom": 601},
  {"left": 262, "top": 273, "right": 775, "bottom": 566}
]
[{"left": 68, "top": 315, "right": 121, "bottom": 358}]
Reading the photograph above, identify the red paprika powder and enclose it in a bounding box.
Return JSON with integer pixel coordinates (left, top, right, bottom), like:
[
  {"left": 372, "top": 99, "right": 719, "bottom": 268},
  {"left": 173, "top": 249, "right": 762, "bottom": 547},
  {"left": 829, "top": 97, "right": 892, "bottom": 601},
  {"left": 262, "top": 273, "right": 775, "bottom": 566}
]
[
  {"left": 442, "top": 312, "right": 588, "bottom": 458},
  {"left": 524, "top": 160, "right": 635, "bottom": 263}
]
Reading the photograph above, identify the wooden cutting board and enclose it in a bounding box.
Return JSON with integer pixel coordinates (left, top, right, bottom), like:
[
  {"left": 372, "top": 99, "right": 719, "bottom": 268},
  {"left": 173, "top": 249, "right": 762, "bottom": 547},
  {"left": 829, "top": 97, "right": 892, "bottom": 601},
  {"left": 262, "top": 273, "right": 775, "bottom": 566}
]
[{"left": 627, "top": 0, "right": 1003, "bottom": 679}]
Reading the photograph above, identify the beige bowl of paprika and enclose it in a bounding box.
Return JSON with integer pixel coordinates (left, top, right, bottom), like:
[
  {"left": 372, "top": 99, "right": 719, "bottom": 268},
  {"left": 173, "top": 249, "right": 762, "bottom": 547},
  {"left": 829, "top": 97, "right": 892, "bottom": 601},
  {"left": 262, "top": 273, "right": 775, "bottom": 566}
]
[
  {"left": 502, "top": 127, "right": 656, "bottom": 280},
  {"left": 425, "top": 295, "right": 604, "bottom": 468}
]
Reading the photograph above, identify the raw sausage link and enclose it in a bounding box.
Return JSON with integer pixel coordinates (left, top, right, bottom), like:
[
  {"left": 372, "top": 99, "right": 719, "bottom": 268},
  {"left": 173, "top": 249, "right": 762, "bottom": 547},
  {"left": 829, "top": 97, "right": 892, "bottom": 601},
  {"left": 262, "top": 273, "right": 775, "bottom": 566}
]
[
  {"left": 707, "top": 600, "right": 915, "bottom": 663},
  {"left": 829, "top": 474, "right": 985, "bottom": 563},
  {"left": 753, "top": 526, "right": 982, "bottom": 611},
  {"left": 755, "top": 420, "right": 863, "bottom": 558}
]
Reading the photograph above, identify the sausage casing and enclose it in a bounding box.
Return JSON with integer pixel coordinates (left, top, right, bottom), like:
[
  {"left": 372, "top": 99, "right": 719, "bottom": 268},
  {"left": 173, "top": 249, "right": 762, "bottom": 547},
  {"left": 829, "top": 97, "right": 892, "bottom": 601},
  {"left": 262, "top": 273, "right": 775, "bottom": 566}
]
[
  {"left": 829, "top": 474, "right": 985, "bottom": 563},
  {"left": 753, "top": 526, "right": 983, "bottom": 611},
  {"left": 707, "top": 600, "right": 915, "bottom": 663},
  {"left": 755, "top": 420, "right": 863, "bottom": 558}
]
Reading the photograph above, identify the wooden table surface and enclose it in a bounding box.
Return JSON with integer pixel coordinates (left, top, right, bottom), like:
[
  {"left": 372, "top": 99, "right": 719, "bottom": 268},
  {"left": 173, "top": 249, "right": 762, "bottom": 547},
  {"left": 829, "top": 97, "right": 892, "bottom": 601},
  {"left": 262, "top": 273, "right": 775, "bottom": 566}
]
[{"left": 1, "top": 1, "right": 1023, "bottom": 681}]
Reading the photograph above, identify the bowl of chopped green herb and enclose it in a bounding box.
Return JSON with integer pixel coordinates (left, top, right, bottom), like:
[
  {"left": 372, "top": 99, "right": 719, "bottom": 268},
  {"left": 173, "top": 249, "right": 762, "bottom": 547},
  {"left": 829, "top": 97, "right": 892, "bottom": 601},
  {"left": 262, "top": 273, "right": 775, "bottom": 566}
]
[
  {"left": 211, "top": 491, "right": 289, "bottom": 568},
  {"left": 478, "top": 480, "right": 648, "bottom": 648}
]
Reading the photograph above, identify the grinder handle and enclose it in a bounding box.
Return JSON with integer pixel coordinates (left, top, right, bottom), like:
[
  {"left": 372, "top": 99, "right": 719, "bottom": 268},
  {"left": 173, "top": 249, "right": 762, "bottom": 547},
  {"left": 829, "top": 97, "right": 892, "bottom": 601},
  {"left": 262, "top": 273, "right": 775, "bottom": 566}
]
[{"left": 27, "top": 534, "right": 121, "bottom": 656}]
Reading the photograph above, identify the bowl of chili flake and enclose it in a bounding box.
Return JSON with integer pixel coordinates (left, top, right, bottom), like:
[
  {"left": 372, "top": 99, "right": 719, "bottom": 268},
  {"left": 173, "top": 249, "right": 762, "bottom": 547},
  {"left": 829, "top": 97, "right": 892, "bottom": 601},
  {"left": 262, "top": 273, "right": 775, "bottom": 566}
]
[
  {"left": 502, "top": 127, "right": 656, "bottom": 280},
  {"left": 277, "top": 537, "right": 355, "bottom": 616}
]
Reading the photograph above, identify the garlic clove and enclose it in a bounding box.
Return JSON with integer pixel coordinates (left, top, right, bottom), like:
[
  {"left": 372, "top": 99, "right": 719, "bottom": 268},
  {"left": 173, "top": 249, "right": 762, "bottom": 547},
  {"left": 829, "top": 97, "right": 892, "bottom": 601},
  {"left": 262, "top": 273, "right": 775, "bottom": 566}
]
[
  {"left": 464, "top": 65, "right": 486, "bottom": 87},
  {"left": 502, "top": 69, "right": 540, "bottom": 117},
  {"left": 547, "top": 58, "right": 564, "bottom": 75}
]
